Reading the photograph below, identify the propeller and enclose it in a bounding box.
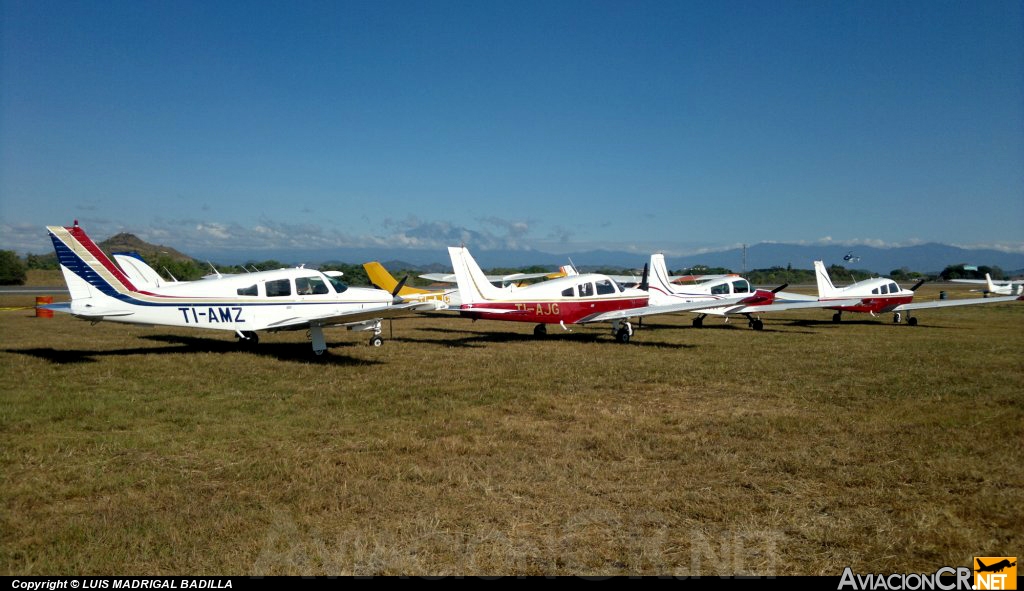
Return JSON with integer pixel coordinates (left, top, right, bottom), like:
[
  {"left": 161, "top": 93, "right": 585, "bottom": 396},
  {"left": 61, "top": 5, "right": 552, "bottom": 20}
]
[
  {"left": 909, "top": 278, "right": 927, "bottom": 292},
  {"left": 772, "top": 283, "right": 789, "bottom": 293},
  {"left": 639, "top": 263, "right": 649, "bottom": 291},
  {"left": 391, "top": 274, "right": 409, "bottom": 303}
]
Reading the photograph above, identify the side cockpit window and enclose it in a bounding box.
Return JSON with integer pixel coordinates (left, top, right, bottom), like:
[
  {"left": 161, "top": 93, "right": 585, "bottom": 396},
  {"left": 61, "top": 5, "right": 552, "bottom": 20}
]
[
  {"left": 732, "top": 280, "right": 750, "bottom": 294},
  {"left": 889, "top": 283, "right": 900, "bottom": 293},
  {"left": 595, "top": 279, "right": 617, "bottom": 295},
  {"left": 266, "top": 279, "right": 291, "bottom": 297},
  {"left": 296, "top": 276, "right": 329, "bottom": 295},
  {"left": 237, "top": 284, "right": 258, "bottom": 296}
]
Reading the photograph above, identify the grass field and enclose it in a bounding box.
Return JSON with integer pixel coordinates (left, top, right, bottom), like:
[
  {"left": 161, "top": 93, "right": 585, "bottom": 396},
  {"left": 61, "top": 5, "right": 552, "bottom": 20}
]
[{"left": 1, "top": 281, "right": 1021, "bottom": 575}]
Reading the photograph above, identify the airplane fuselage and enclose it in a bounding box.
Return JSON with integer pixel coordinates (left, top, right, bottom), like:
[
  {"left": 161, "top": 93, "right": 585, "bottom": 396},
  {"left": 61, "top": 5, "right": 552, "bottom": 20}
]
[
  {"left": 457, "top": 273, "right": 647, "bottom": 324},
  {"left": 460, "top": 295, "right": 648, "bottom": 324}
]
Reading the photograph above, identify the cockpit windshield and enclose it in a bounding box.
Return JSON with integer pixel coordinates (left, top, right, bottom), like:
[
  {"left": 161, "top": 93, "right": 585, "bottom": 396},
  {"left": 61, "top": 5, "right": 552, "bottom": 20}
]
[{"left": 325, "top": 275, "right": 348, "bottom": 294}]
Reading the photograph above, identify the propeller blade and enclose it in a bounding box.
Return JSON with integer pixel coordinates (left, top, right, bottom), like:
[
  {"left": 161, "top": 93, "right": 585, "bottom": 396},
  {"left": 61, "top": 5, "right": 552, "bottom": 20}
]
[
  {"left": 392, "top": 275, "right": 409, "bottom": 297},
  {"left": 639, "top": 263, "right": 649, "bottom": 291},
  {"left": 910, "top": 279, "right": 927, "bottom": 292},
  {"left": 772, "top": 283, "right": 789, "bottom": 293},
  {"left": 391, "top": 274, "right": 410, "bottom": 303}
]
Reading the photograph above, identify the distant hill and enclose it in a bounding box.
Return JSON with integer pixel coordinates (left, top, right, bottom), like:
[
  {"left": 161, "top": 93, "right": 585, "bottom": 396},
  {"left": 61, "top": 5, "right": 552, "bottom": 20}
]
[
  {"left": 98, "top": 233, "right": 194, "bottom": 263},
  {"left": 31, "top": 234, "right": 1021, "bottom": 276},
  {"left": 188, "top": 241, "right": 1024, "bottom": 275}
]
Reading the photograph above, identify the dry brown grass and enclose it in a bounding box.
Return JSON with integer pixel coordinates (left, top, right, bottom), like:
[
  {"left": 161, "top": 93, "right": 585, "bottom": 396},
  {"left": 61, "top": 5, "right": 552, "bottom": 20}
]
[{"left": 1, "top": 284, "right": 1021, "bottom": 575}]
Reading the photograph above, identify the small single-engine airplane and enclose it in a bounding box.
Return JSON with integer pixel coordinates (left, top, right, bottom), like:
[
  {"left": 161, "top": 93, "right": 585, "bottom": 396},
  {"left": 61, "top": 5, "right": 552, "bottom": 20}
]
[
  {"left": 646, "top": 254, "right": 858, "bottom": 329},
  {"left": 44, "top": 222, "right": 442, "bottom": 354},
  {"left": 445, "top": 246, "right": 760, "bottom": 343},
  {"left": 813, "top": 260, "right": 1022, "bottom": 325},
  {"left": 975, "top": 558, "right": 1016, "bottom": 573},
  {"left": 951, "top": 273, "right": 1023, "bottom": 297}
]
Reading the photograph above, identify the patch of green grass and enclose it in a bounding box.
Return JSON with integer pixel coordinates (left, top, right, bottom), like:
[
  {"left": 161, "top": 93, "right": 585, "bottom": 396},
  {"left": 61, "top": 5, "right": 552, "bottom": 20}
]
[{"left": 1, "top": 284, "right": 1021, "bottom": 575}]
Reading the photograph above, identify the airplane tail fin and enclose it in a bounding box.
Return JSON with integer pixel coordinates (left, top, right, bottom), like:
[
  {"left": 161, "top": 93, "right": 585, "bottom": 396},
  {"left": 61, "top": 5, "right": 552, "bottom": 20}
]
[
  {"left": 363, "top": 261, "right": 432, "bottom": 295},
  {"left": 646, "top": 253, "right": 676, "bottom": 305},
  {"left": 813, "top": 260, "right": 838, "bottom": 298},
  {"left": 448, "top": 246, "right": 504, "bottom": 305},
  {"left": 48, "top": 223, "right": 140, "bottom": 298},
  {"left": 985, "top": 273, "right": 996, "bottom": 294}
]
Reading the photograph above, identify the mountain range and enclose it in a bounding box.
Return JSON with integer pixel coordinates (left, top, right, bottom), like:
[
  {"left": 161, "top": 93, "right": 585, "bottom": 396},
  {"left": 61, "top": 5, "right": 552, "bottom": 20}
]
[{"left": 187, "top": 242, "right": 1024, "bottom": 275}]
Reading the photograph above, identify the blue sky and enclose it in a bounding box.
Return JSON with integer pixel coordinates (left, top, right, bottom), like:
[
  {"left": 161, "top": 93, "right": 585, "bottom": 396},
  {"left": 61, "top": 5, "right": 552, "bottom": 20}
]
[{"left": 2, "top": 0, "right": 1022, "bottom": 259}]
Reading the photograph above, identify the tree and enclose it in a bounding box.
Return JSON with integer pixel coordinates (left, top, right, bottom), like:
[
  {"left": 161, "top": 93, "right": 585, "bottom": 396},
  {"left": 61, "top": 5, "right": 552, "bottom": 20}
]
[{"left": 0, "top": 251, "right": 27, "bottom": 285}]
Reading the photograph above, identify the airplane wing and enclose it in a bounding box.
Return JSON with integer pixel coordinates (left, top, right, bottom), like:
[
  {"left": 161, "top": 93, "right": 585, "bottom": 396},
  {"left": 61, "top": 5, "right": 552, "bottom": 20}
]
[
  {"left": 577, "top": 297, "right": 750, "bottom": 324},
  {"left": 265, "top": 301, "right": 443, "bottom": 330},
  {"left": 723, "top": 298, "right": 864, "bottom": 314},
  {"left": 450, "top": 306, "right": 529, "bottom": 315},
  {"left": 950, "top": 278, "right": 1023, "bottom": 285},
  {"left": 420, "top": 272, "right": 551, "bottom": 283},
  {"left": 892, "top": 294, "right": 1023, "bottom": 312}
]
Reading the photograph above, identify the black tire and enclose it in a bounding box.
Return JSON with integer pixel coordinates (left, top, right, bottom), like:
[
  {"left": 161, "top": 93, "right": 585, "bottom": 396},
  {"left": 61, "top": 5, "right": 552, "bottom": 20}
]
[
  {"left": 534, "top": 324, "right": 547, "bottom": 337},
  {"left": 832, "top": 313, "right": 841, "bottom": 324},
  {"left": 369, "top": 335, "right": 384, "bottom": 347},
  {"left": 615, "top": 328, "right": 630, "bottom": 344},
  {"left": 751, "top": 319, "right": 764, "bottom": 331},
  {"left": 692, "top": 317, "right": 703, "bottom": 328},
  {"left": 908, "top": 317, "right": 918, "bottom": 326}
]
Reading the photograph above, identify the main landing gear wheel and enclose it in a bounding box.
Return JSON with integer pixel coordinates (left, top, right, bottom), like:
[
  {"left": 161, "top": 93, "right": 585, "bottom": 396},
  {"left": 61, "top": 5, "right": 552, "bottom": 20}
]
[
  {"left": 750, "top": 319, "right": 764, "bottom": 331},
  {"left": 534, "top": 324, "right": 547, "bottom": 337},
  {"left": 907, "top": 316, "right": 918, "bottom": 326},
  {"left": 615, "top": 328, "right": 631, "bottom": 344},
  {"left": 893, "top": 312, "right": 902, "bottom": 324},
  {"left": 832, "top": 312, "right": 842, "bottom": 324},
  {"left": 692, "top": 317, "right": 704, "bottom": 328},
  {"left": 369, "top": 335, "right": 384, "bottom": 347},
  {"left": 236, "top": 331, "right": 259, "bottom": 347}
]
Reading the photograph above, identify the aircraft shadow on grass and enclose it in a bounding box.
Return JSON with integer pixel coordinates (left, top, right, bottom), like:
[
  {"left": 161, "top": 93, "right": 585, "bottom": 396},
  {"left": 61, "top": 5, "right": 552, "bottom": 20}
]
[
  {"left": 6, "top": 334, "right": 379, "bottom": 366},
  {"left": 783, "top": 318, "right": 960, "bottom": 330},
  {"left": 401, "top": 325, "right": 694, "bottom": 349}
]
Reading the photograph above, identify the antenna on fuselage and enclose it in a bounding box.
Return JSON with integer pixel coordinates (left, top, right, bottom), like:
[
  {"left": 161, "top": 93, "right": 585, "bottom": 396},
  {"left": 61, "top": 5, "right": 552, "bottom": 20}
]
[{"left": 206, "top": 261, "right": 222, "bottom": 278}]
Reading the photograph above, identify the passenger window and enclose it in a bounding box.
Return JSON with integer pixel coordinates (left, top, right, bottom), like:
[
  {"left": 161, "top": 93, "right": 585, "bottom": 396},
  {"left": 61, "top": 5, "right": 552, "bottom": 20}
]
[
  {"left": 596, "top": 280, "right": 616, "bottom": 295},
  {"left": 871, "top": 287, "right": 879, "bottom": 295},
  {"left": 732, "top": 280, "right": 750, "bottom": 294},
  {"left": 237, "top": 284, "right": 257, "bottom": 296},
  {"left": 561, "top": 287, "right": 576, "bottom": 297},
  {"left": 296, "top": 276, "right": 328, "bottom": 295},
  {"left": 579, "top": 282, "right": 594, "bottom": 297},
  {"left": 711, "top": 283, "right": 729, "bottom": 295},
  {"left": 265, "top": 279, "right": 291, "bottom": 297},
  {"left": 880, "top": 284, "right": 888, "bottom": 295}
]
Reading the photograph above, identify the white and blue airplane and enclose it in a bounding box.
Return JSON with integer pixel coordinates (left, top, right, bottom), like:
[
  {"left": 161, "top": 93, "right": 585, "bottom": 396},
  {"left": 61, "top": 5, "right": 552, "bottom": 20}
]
[{"left": 44, "top": 221, "right": 442, "bottom": 354}]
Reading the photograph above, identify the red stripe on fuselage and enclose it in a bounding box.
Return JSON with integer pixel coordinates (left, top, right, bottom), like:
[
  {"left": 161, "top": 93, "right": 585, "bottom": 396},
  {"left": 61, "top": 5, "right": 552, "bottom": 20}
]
[
  {"left": 460, "top": 297, "right": 648, "bottom": 324},
  {"left": 66, "top": 225, "right": 140, "bottom": 292},
  {"left": 824, "top": 295, "right": 913, "bottom": 314}
]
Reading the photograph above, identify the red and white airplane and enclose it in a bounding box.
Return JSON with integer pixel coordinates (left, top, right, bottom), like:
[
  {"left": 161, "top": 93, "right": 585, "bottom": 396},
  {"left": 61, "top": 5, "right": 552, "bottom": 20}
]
[
  {"left": 646, "top": 254, "right": 857, "bottom": 329},
  {"left": 44, "top": 222, "right": 442, "bottom": 354},
  {"left": 446, "top": 246, "right": 761, "bottom": 343},
  {"left": 813, "top": 260, "right": 1023, "bottom": 325}
]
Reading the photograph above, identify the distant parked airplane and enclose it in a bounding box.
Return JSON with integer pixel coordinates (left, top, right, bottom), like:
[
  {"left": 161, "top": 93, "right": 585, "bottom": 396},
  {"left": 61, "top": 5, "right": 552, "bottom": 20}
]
[{"left": 813, "top": 261, "right": 1022, "bottom": 325}]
